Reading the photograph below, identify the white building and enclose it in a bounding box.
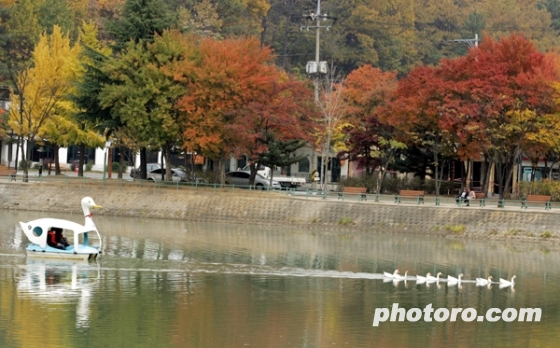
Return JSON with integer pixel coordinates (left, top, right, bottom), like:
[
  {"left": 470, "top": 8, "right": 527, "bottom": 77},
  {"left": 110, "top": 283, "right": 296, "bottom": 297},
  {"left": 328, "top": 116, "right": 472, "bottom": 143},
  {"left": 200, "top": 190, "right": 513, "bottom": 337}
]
[{"left": 0, "top": 140, "right": 349, "bottom": 185}]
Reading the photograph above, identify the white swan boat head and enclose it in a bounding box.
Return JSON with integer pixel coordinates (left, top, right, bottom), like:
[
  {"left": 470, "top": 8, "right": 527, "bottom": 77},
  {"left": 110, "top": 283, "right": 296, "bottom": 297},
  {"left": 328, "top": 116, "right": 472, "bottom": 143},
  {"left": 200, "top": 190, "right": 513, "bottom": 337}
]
[{"left": 19, "top": 197, "right": 103, "bottom": 260}]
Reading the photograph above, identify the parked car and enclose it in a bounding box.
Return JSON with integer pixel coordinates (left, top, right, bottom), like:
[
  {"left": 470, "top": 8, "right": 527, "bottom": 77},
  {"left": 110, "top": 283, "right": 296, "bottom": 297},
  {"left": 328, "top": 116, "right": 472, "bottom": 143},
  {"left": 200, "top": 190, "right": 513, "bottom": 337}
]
[
  {"left": 225, "top": 171, "right": 282, "bottom": 190},
  {"left": 130, "top": 163, "right": 163, "bottom": 178},
  {"left": 146, "top": 168, "right": 186, "bottom": 182}
]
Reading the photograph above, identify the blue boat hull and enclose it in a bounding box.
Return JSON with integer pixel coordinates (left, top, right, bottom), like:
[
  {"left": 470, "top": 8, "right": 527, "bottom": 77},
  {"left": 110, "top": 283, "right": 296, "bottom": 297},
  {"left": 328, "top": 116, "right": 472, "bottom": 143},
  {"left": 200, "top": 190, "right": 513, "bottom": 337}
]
[{"left": 26, "top": 244, "right": 100, "bottom": 260}]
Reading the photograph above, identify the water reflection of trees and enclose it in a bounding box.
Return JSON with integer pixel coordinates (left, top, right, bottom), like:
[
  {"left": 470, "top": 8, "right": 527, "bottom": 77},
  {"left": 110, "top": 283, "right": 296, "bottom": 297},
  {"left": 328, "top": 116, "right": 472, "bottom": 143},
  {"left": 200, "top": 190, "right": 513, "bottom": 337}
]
[
  {"left": 3, "top": 211, "right": 560, "bottom": 347},
  {"left": 96, "top": 213, "right": 560, "bottom": 280}
]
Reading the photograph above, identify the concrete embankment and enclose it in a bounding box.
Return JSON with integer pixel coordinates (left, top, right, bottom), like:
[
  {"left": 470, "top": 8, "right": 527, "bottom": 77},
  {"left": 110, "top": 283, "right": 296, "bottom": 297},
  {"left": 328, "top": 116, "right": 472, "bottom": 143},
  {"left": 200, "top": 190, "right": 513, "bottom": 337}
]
[{"left": 1, "top": 181, "right": 559, "bottom": 242}]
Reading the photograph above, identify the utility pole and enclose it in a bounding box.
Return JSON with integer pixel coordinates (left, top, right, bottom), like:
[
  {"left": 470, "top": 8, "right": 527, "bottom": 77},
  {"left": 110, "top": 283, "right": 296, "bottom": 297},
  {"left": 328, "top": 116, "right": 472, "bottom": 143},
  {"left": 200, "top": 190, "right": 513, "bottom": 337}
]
[
  {"left": 449, "top": 33, "right": 479, "bottom": 190},
  {"left": 449, "top": 33, "right": 479, "bottom": 48},
  {"left": 301, "top": 0, "right": 335, "bottom": 102},
  {"left": 301, "top": 0, "right": 336, "bottom": 191}
]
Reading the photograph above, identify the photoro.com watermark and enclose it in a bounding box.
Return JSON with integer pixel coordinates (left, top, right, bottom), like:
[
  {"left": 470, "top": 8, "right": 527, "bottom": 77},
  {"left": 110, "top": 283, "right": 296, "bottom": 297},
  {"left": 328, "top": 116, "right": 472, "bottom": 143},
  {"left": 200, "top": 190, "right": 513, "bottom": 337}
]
[{"left": 373, "top": 303, "right": 542, "bottom": 326}]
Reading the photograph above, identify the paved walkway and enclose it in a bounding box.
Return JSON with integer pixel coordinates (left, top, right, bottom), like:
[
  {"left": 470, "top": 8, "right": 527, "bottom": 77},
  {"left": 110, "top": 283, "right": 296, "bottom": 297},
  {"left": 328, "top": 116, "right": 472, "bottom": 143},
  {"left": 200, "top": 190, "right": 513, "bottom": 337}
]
[
  {"left": 289, "top": 190, "right": 558, "bottom": 213},
  {"left": 5, "top": 170, "right": 557, "bottom": 214}
]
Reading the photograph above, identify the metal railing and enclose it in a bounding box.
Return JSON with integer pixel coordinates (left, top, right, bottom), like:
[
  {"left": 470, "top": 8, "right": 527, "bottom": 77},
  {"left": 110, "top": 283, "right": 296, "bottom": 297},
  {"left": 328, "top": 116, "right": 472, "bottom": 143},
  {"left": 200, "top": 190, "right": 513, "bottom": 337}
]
[{"left": 1, "top": 173, "right": 558, "bottom": 211}]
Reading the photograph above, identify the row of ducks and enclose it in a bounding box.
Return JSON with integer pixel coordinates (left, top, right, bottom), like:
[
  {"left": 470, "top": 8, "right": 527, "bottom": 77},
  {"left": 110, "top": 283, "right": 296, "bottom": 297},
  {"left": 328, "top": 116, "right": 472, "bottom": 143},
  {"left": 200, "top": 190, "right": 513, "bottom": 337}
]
[{"left": 383, "top": 270, "right": 517, "bottom": 287}]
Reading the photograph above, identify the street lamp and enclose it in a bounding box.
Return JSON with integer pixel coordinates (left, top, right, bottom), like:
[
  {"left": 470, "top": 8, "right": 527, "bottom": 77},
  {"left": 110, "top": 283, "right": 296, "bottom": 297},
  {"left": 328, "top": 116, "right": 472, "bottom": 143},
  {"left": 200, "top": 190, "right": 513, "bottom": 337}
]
[{"left": 102, "top": 140, "right": 112, "bottom": 181}]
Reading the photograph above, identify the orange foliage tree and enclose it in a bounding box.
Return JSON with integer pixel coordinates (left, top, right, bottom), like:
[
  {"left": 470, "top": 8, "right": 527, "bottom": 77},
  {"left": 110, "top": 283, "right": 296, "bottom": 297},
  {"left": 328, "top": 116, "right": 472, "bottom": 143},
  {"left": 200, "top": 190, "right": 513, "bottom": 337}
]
[
  {"left": 176, "top": 37, "right": 313, "bottom": 183},
  {"left": 383, "top": 64, "right": 460, "bottom": 195},
  {"left": 341, "top": 65, "right": 399, "bottom": 192},
  {"left": 228, "top": 74, "right": 316, "bottom": 183},
  {"left": 388, "top": 33, "right": 560, "bottom": 198}
]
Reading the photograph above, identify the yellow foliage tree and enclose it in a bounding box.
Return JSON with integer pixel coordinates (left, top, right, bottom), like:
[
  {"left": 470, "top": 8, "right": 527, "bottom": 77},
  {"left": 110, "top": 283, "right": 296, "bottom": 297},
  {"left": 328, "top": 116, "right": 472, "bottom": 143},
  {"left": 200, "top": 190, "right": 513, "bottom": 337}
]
[
  {"left": 314, "top": 67, "right": 350, "bottom": 189},
  {"left": 42, "top": 21, "right": 106, "bottom": 176},
  {"left": 8, "top": 25, "right": 80, "bottom": 180}
]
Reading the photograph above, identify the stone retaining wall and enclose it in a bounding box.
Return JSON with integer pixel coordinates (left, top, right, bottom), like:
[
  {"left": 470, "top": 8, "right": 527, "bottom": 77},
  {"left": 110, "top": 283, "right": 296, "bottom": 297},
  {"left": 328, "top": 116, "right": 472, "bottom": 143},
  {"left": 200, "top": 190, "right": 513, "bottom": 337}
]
[{"left": 1, "top": 182, "right": 558, "bottom": 241}]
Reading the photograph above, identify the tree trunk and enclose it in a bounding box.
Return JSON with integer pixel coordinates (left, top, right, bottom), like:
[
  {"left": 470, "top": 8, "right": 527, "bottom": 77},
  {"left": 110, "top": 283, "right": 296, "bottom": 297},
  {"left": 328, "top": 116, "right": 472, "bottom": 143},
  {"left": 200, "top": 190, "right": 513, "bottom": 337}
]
[
  {"left": 269, "top": 166, "right": 276, "bottom": 189},
  {"left": 22, "top": 138, "right": 31, "bottom": 182},
  {"left": 163, "top": 143, "right": 172, "bottom": 181},
  {"left": 461, "top": 160, "right": 468, "bottom": 189},
  {"left": 248, "top": 162, "right": 259, "bottom": 186},
  {"left": 378, "top": 149, "right": 396, "bottom": 194},
  {"left": 217, "top": 153, "right": 225, "bottom": 185},
  {"left": 78, "top": 143, "right": 85, "bottom": 177},
  {"left": 433, "top": 150, "right": 441, "bottom": 196},
  {"left": 482, "top": 155, "right": 494, "bottom": 195},
  {"left": 54, "top": 145, "right": 60, "bottom": 175},
  {"left": 480, "top": 158, "right": 487, "bottom": 195},
  {"left": 108, "top": 146, "right": 113, "bottom": 179},
  {"left": 14, "top": 136, "right": 20, "bottom": 173},
  {"left": 118, "top": 145, "right": 125, "bottom": 179},
  {"left": 140, "top": 147, "right": 147, "bottom": 180},
  {"left": 502, "top": 154, "right": 518, "bottom": 200},
  {"left": 321, "top": 134, "right": 331, "bottom": 191}
]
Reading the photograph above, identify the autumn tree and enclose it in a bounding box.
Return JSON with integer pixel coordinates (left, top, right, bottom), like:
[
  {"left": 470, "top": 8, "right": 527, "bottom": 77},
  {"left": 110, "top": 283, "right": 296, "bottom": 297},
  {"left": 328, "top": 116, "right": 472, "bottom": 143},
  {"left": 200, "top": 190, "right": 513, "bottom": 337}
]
[
  {"left": 229, "top": 74, "right": 315, "bottom": 186},
  {"left": 100, "top": 30, "right": 188, "bottom": 182},
  {"left": 104, "top": 0, "right": 179, "bottom": 179},
  {"left": 341, "top": 64, "right": 401, "bottom": 193},
  {"left": 531, "top": 78, "right": 560, "bottom": 179},
  {"left": 440, "top": 34, "right": 560, "bottom": 199},
  {"left": 183, "top": 0, "right": 223, "bottom": 39},
  {"left": 257, "top": 135, "right": 308, "bottom": 187},
  {"left": 211, "top": 0, "right": 270, "bottom": 37},
  {"left": 0, "top": 108, "right": 8, "bottom": 140},
  {"left": 72, "top": 21, "right": 117, "bottom": 176},
  {"left": 390, "top": 34, "right": 560, "bottom": 199},
  {"left": 177, "top": 37, "right": 286, "bottom": 184},
  {"left": 1, "top": 0, "right": 42, "bottom": 169},
  {"left": 106, "top": 0, "right": 178, "bottom": 51},
  {"left": 385, "top": 65, "right": 460, "bottom": 196},
  {"left": 312, "top": 67, "right": 351, "bottom": 189},
  {"left": 37, "top": 0, "right": 75, "bottom": 37},
  {"left": 8, "top": 25, "right": 80, "bottom": 181},
  {"left": 48, "top": 21, "right": 108, "bottom": 177}
]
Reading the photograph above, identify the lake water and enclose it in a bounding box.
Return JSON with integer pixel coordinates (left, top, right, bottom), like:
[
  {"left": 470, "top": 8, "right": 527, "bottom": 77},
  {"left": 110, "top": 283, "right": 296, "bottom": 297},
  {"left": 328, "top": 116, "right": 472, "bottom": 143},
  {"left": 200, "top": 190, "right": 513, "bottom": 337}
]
[{"left": 0, "top": 209, "right": 559, "bottom": 347}]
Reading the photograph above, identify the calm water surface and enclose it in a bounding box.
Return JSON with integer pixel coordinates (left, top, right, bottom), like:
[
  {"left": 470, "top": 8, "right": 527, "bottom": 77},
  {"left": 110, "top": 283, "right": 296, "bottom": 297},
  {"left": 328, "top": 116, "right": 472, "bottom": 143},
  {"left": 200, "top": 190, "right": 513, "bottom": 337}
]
[{"left": 1, "top": 209, "right": 559, "bottom": 347}]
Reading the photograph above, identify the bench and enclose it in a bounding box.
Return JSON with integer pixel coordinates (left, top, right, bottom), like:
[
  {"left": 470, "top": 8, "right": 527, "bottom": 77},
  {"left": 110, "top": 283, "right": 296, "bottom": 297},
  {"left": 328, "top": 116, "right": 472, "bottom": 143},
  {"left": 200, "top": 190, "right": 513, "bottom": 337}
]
[
  {"left": 0, "top": 166, "right": 16, "bottom": 181},
  {"left": 338, "top": 186, "right": 367, "bottom": 201},
  {"left": 395, "top": 190, "right": 425, "bottom": 204},
  {"left": 45, "top": 162, "right": 68, "bottom": 173},
  {"left": 521, "top": 195, "right": 551, "bottom": 210},
  {"left": 472, "top": 192, "right": 486, "bottom": 207}
]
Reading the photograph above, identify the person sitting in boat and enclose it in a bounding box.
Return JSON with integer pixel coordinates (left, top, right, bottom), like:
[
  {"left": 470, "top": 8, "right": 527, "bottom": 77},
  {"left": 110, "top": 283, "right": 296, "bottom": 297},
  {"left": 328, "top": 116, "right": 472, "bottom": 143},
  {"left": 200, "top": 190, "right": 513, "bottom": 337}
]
[{"left": 47, "top": 228, "right": 69, "bottom": 250}]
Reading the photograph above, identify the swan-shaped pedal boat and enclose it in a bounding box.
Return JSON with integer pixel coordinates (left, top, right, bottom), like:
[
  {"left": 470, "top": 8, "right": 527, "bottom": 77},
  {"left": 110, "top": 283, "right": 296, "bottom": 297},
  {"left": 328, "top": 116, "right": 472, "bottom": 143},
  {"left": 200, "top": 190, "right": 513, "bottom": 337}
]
[{"left": 19, "top": 197, "right": 103, "bottom": 261}]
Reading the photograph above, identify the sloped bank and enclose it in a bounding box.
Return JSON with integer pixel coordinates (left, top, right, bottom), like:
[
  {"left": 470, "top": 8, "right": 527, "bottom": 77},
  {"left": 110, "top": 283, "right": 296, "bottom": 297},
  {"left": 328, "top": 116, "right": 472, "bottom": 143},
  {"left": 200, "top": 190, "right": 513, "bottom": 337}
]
[{"left": 1, "top": 182, "right": 559, "bottom": 242}]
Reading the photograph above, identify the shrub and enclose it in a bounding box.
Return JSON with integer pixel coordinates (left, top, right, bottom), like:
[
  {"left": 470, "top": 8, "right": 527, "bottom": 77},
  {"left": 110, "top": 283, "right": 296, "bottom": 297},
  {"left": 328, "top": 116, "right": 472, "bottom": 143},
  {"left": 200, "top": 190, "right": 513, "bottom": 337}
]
[
  {"left": 445, "top": 224, "right": 466, "bottom": 234},
  {"left": 517, "top": 180, "right": 560, "bottom": 201},
  {"left": 18, "top": 160, "right": 32, "bottom": 170},
  {"left": 337, "top": 217, "right": 353, "bottom": 225},
  {"left": 112, "top": 162, "right": 128, "bottom": 171},
  {"left": 85, "top": 163, "right": 93, "bottom": 171}
]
